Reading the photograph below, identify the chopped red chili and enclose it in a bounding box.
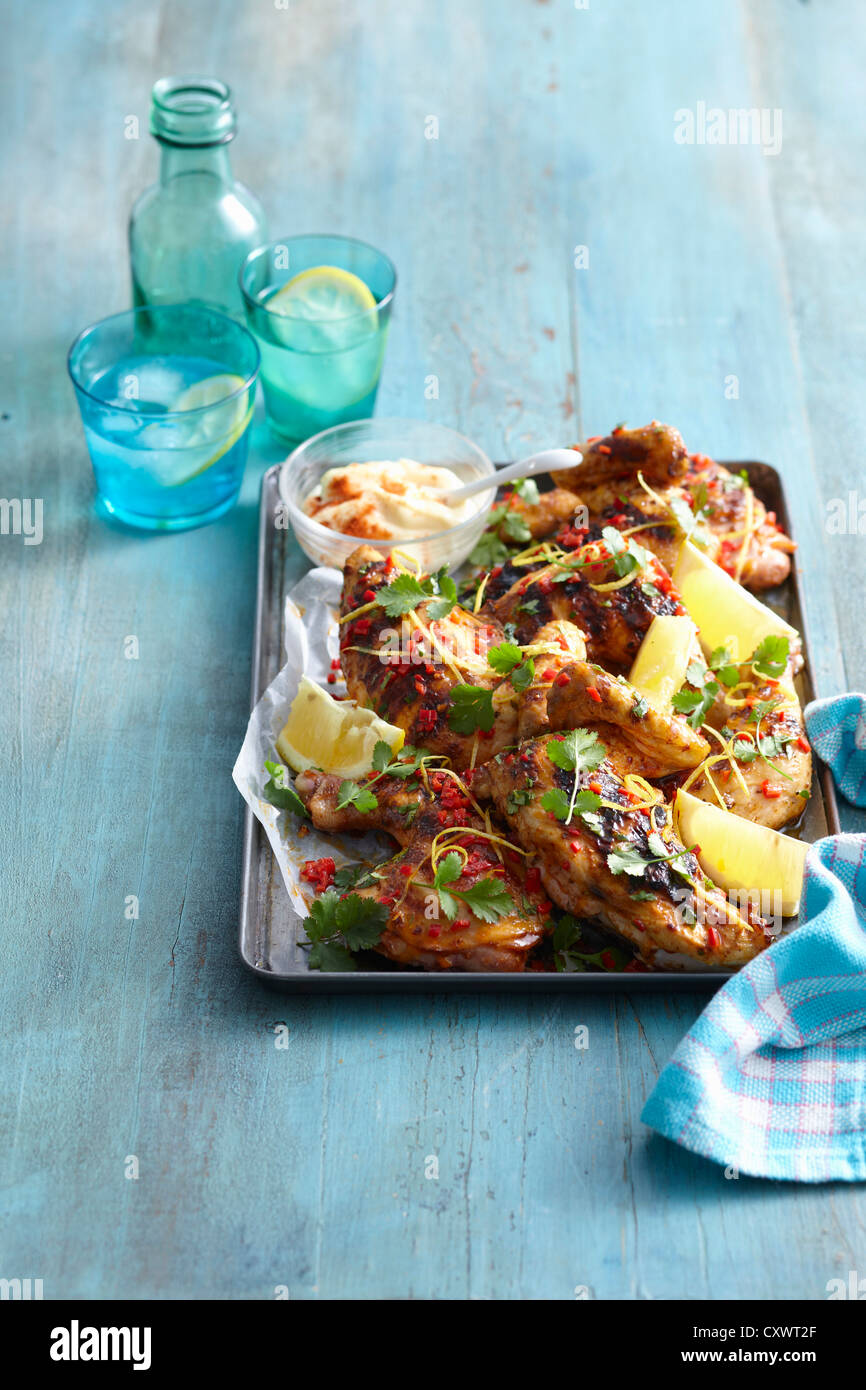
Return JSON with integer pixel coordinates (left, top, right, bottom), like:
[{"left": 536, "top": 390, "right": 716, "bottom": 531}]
[{"left": 300, "top": 858, "right": 336, "bottom": 892}]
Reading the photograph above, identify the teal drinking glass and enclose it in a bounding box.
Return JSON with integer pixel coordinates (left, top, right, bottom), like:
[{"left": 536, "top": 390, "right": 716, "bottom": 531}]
[
  {"left": 68, "top": 304, "right": 260, "bottom": 532},
  {"left": 239, "top": 234, "right": 396, "bottom": 446}
]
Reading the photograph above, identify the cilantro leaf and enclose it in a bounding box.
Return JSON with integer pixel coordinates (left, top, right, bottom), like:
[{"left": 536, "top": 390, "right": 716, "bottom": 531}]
[
  {"left": 432, "top": 854, "right": 514, "bottom": 924},
  {"left": 487, "top": 641, "right": 523, "bottom": 674},
  {"left": 751, "top": 635, "right": 790, "bottom": 679},
  {"left": 671, "top": 680, "right": 719, "bottom": 730},
  {"left": 708, "top": 646, "right": 740, "bottom": 687},
  {"left": 468, "top": 531, "right": 510, "bottom": 569},
  {"left": 553, "top": 915, "right": 631, "bottom": 973},
  {"left": 334, "top": 894, "right": 390, "bottom": 951},
  {"left": 542, "top": 787, "right": 601, "bottom": 823},
  {"left": 426, "top": 569, "right": 458, "bottom": 621},
  {"left": 333, "top": 863, "right": 378, "bottom": 891},
  {"left": 541, "top": 787, "right": 571, "bottom": 820},
  {"left": 308, "top": 941, "right": 357, "bottom": 971},
  {"left": 546, "top": 729, "right": 606, "bottom": 775},
  {"left": 447, "top": 685, "right": 496, "bottom": 734},
  {"left": 647, "top": 832, "right": 670, "bottom": 859},
  {"left": 262, "top": 760, "right": 307, "bottom": 818},
  {"left": 545, "top": 732, "right": 606, "bottom": 826},
  {"left": 747, "top": 697, "right": 783, "bottom": 724},
  {"left": 371, "top": 740, "right": 392, "bottom": 773},
  {"left": 509, "top": 658, "right": 535, "bottom": 693},
  {"left": 607, "top": 845, "right": 649, "bottom": 877},
  {"left": 516, "top": 596, "right": 540, "bottom": 616},
  {"left": 506, "top": 787, "right": 532, "bottom": 814},
  {"left": 305, "top": 890, "right": 388, "bottom": 970},
  {"left": 336, "top": 780, "right": 379, "bottom": 814},
  {"left": 433, "top": 851, "right": 462, "bottom": 890},
  {"left": 757, "top": 728, "right": 794, "bottom": 759},
  {"left": 513, "top": 477, "right": 540, "bottom": 506},
  {"left": 455, "top": 877, "right": 515, "bottom": 923},
  {"left": 501, "top": 510, "right": 532, "bottom": 543},
  {"left": 377, "top": 573, "right": 429, "bottom": 617},
  {"left": 731, "top": 735, "right": 759, "bottom": 763},
  {"left": 601, "top": 525, "right": 627, "bottom": 555}
]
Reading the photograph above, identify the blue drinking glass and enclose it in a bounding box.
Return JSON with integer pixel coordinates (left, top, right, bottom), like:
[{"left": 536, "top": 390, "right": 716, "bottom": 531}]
[{"left": 68, "top": 304, "right": 260, "bottom": 531}]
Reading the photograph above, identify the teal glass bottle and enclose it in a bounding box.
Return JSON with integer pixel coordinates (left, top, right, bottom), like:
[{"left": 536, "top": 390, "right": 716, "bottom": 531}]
[{"left": 129, "top": 77, "right": 267, "bottom": 317}]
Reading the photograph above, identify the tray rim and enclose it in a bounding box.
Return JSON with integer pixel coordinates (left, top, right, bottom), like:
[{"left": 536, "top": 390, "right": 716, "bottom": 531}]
[{"left": 237, "top": 460, "right": 840, "bottom": 993}]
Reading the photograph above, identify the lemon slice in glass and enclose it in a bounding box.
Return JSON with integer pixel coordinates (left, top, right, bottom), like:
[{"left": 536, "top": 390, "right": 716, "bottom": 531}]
[
  {"left": 267, "top": 265, "right": 378, "bottom": 355},
  {"left": 675, "top": 788, "right": 808, "bottom": 916},
  {"left": 628, "top": 614, "right": 697, "bottom": 710},
  {"left": 141, "top": 373, "right": 253, "bottom": 487},
  {"left": 268, "top": 265, "right": 376, "bottom": 319},
  {"left": 673, "top": 541, "right": 798, "bottom": 663},
  {"left": 276, "top": 676, "right": 404, "bottom": 778}
]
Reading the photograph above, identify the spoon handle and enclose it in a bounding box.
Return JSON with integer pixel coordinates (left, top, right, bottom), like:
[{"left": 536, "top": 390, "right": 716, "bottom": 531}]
[{"left": 447, "top": 447, "right": 583, "bottom": 502}]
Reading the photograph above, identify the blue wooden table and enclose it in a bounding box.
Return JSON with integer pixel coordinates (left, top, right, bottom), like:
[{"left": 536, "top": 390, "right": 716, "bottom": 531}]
[{"left": 4, "top": 0, "right": 866, "bottom": 1300}]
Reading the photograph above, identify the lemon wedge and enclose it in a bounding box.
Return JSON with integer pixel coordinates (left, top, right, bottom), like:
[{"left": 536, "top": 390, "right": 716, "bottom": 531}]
[
  {"left": 268, "top": 265, "right": 376, "bottom": 320},
  {"left": 628, "top": 614, "right": 697, "bottom": 710},
  {"left": 276, "top": 676, "right": 404, "bottom": 778},
  {"left": 675, "top": 788, "right": 808, "bottom": 916},
  {"left": 673, "top": 541, "right": 798, "bottom": 663}
]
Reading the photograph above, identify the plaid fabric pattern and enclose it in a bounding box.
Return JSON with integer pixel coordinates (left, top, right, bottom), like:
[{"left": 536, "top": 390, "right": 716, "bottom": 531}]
[
  {"left": 805, "top": 693, "right": 866, "bottom": 807},
  {"left": 642, "top": 815, "right": 866, "bottom": 1179}
]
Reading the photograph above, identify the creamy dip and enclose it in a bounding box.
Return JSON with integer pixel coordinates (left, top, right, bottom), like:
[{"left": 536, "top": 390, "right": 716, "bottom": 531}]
[{"left": 302, "top": 458, "right": 481, "bottom": 540}]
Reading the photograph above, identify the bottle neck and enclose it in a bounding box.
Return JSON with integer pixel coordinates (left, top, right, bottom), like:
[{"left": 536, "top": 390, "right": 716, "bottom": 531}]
[{"left": 158, "top": 141, "right": 234, "bottom": 184}]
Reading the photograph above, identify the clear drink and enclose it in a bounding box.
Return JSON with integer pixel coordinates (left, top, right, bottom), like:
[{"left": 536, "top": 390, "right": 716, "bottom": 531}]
[{"left": 68, "top": 306, "right": 260, "bottom": 532}]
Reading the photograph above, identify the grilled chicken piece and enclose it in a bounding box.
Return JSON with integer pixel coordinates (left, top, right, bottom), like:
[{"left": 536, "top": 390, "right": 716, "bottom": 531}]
[
  {"left": 472, "top": 736, "right": 769, "bottom": 969},
  {"left": 682, "top": 454, "right": 794, "bottom": 590},
  {"left": 500, "top": 484, "right": 584, "bottom": 540},
  {"left": 518, "top": 620, "right": 586, "bottom": 738},
  {"left": 566, "top": 493, "right": 688, "bottom": 577},
  {"left": 555, "top": 422, "right": 690, "bottom": 494},
  {"left": 550, "top": 424, "right": 793, "bottom": 593},
  {"left": 481, "top": 544, "right": 687, "bottom": 672},
  {"left": 295, "top": 767, "right": 550, "bottom": 971},
  {"left": 340, "top": 546, "right": 518, "bottom": 769},
  {"left": 684, "top": 671, "right": 812, "bottom": 830},
  {"left": 546, "top": 660, "right": 710, "bottom": 775},
  {"left": 294, "top": 767, "right": 442, "bottom": 844}
]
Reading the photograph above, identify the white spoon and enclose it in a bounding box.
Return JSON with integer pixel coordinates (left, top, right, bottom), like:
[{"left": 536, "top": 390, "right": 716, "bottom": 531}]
[{"left": 444, "top": 447, "right": 583, "bottom": 504}]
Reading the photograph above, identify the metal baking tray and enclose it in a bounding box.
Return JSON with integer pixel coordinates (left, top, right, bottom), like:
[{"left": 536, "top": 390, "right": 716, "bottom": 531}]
[{"left": 238, "top": 461, "right": 839, "bottom": 992}]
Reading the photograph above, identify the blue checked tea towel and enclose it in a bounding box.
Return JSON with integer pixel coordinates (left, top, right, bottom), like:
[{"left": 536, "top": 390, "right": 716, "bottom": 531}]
[{"left": 641, "top": 694, "right": 866, "bottom": 1182}]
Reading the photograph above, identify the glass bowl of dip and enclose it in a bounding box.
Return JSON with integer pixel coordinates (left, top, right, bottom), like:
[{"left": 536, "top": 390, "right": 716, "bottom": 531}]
[{"left": 279, "top": 418, "right": 496, "bottom": 571}]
